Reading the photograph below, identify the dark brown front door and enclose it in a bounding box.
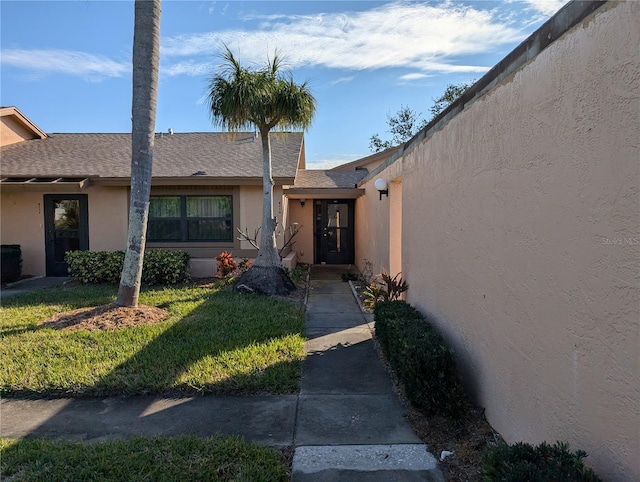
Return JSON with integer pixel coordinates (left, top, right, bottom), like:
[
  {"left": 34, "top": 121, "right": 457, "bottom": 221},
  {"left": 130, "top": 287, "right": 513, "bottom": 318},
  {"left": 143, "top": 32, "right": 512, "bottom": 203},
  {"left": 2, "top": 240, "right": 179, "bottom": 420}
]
[
  {"left": 314, "top": 199, "right": 354, "bottom": 264},
  {"left": 44, "top": 194, "right": 89, "bottom": 276}
]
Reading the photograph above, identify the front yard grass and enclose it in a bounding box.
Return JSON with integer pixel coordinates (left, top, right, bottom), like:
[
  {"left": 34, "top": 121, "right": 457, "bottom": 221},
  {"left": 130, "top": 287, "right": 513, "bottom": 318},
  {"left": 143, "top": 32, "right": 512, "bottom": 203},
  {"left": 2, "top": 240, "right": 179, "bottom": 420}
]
[
  {"left": 0, "top": 284, "right": 305, "bottom": 396},
  {"left": 0, "top": 435, "right": 289, "bottom": 481}
]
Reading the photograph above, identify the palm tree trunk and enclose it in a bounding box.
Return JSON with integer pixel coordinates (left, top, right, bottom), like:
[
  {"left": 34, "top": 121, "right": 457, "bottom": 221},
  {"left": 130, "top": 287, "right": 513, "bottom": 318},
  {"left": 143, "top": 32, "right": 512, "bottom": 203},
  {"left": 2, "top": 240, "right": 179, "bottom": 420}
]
[
  {"left": 235, "top": 129, "right": 295, "bottom": 295},
  {"left": 254, "top": 128, "right": 281, "bottom": 268},
  {"left": 116, "top": 0, "right": 161, "bottom": 307}
]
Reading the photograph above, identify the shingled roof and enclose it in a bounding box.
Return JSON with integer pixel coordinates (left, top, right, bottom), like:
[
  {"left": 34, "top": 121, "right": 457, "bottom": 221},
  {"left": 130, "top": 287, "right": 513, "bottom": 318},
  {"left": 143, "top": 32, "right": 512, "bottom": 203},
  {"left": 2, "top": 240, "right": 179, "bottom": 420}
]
[
  {"left": 0, "top": 132, "right": 303, "bottom": 183},
  {"left": 293, "top": 169, "right": 368, "bottom": 189}
]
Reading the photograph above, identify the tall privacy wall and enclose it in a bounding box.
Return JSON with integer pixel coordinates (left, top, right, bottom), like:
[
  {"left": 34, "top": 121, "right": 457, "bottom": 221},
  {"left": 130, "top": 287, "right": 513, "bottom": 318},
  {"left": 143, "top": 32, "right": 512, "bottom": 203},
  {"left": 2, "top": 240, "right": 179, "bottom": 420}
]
[{"left": 356, "top": 2, "right": 639, "bottom": 480}]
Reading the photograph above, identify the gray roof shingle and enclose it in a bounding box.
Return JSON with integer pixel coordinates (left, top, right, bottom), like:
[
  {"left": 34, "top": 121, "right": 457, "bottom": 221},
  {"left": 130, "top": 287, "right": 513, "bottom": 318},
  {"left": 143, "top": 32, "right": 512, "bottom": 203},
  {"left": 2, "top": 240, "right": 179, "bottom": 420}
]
[
  {"left": 0, "top": 132, "right": 303, "bottom": 180},
  {"left": 293, "top": 169, "right": 368, "bottom": 189}
]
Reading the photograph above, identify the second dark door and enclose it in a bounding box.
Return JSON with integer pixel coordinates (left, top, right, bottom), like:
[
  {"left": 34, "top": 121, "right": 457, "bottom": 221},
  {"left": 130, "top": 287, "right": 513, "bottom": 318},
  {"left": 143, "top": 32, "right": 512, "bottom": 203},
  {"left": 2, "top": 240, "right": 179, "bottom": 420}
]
[{"left": 314, "top": 199, "right": 354, "bottom": 264}]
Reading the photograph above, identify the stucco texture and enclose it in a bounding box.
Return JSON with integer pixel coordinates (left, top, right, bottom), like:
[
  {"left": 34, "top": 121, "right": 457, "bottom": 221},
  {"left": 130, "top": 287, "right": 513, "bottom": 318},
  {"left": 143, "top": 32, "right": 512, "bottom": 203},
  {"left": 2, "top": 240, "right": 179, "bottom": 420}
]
[
  {"left": 1, "top": 116, "right": 34, "bottom": 146},
  {"left": 288, "top": 200, "right": 313, "bottom": 264},
  {"left": 1, "top": 191, "right": 47, "bottom": 276},
  {"left": 356, "top": 3, "right": 639, "bottom": 480},
  {"left": 0, "top": 187, "right": 128, "bottom": 277}
]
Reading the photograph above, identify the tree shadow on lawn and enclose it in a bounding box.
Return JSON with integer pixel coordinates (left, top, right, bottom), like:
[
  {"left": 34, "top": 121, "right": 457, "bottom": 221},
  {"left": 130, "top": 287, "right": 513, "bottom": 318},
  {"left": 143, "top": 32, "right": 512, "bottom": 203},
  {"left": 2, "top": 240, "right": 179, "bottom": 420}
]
[
  {"left": 4, "top": 285, "right": 305, "bottom": 397},
  {"left": 3, "top": 288, "right": 305, "bottom": 448}
]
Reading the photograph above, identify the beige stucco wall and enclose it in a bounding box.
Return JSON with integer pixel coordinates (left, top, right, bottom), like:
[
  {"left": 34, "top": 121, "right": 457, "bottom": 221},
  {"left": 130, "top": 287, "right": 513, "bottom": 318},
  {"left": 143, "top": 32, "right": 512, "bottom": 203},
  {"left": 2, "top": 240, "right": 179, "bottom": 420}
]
[
  {"left": 238, "top": 185, "right": 288, "bottom": 251},
  {"left": 1, "top": 116, "right": 34, "bottom": 146},
  {"left": 356, "top": 2, "right": 639, "bottom": 480},
  {"left": 238, "top": 185, "right": 263, "bottom": 250},
  {"left": 87, "top": 187, "right": 129, "bottom": 252},
  {"left": 355, "top": 184, "right": 390, "bottom": 276},
  {"left": 1, "top": 191, "right": 47, "bottom": 275},
  {"left": 288, "top": 200, "right": 313, "bottom": 264},
  {"left": 0, "top": 186, "right": 128, "bottom": 276},
  {"left": 1, "top": 184, "right": 290, "bottom": 278},
  {"left": 388, "top": 178, "right": 403, "bottom": 277}
]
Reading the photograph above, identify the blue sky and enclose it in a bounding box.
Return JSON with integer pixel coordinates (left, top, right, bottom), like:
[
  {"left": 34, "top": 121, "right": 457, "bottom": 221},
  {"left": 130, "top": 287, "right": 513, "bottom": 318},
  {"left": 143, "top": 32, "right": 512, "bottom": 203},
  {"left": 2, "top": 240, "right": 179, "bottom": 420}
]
[{"left": 1, "top": 0, "right": 566, "bottom": 168}]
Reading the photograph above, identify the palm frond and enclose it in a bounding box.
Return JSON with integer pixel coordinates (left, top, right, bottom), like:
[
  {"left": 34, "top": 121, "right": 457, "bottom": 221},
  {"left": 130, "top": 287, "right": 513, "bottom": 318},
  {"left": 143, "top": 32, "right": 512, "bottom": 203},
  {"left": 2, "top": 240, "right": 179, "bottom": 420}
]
[{"left": 207, "top": 45, "right": 316, "bottom": 133}]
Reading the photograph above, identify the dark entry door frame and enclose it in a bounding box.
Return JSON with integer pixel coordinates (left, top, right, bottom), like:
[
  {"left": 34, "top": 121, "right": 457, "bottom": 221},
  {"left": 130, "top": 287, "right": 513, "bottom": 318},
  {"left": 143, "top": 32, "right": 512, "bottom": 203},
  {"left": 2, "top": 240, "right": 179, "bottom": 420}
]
[
  {"left": 314, "top": 199, "right": 355, "bottom": 264},
  {"left": 44, "top": 194, "right": 89, "bottom": 276}
]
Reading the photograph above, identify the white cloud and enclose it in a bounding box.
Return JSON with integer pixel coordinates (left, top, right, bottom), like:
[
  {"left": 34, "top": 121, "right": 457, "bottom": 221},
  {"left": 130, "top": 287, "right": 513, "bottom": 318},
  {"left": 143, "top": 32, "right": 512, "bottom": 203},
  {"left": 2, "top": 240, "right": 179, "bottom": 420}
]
[
  {"left": 329, "top": 76, "right": 355, "bottom": 86},
  {"left": 520, "top": 0, "right": 567, "bottom": 16},
  {"left": 161, "top": 2, "right": 526, "bottom": 75},
  {"left": 399, "top": 73, "right": 430, "bottom": 81},
  {"left": 0, "top": 49, "right": 128, "bottom": 79},
  {"left": 163, "top": 60, "right": 214, "bottom": 77},
  {"left": 1, "top": 2, "right": 540, "bottom": 82}
]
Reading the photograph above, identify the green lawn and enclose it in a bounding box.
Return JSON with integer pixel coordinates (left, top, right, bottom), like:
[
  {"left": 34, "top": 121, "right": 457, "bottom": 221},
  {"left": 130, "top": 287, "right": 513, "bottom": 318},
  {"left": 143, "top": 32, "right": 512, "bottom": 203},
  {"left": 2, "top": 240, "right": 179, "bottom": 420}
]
[
  {"left": 0, "top": 283, "right": 305, "bottom": 396},
  {"left": 0, "top": 435, "right": 289, "bottom": 481}
]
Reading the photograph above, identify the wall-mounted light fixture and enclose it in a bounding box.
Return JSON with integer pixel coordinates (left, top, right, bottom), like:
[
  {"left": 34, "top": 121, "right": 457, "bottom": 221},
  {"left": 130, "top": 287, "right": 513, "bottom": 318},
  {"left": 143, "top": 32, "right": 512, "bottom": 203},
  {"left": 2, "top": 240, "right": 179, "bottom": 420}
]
[
  {"left": 300, "top": 199, "right": 306, "bottom": 207},
  {"left": 374, "top": 178, "right": 388, "bottom": 200}
]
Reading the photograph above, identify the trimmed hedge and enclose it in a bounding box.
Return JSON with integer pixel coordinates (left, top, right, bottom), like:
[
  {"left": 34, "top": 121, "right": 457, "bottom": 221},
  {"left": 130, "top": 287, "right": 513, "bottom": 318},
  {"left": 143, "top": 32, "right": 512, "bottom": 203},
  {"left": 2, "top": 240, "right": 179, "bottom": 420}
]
[
  {"left": 482, "top": 441, "right": 602, "bottom": 481},
  {"left": 66, "top": 250, "right": 190, "bottom": 285},
  {"left": 374, "top": 300, "right": 468, "bottom": 419}
]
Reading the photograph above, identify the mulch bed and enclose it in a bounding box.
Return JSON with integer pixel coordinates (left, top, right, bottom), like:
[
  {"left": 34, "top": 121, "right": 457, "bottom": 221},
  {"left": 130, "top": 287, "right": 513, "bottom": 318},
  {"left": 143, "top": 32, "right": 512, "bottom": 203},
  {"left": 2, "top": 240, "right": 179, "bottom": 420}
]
[{"left": 40, "top": 303, "right": 169, "bottom": 332}]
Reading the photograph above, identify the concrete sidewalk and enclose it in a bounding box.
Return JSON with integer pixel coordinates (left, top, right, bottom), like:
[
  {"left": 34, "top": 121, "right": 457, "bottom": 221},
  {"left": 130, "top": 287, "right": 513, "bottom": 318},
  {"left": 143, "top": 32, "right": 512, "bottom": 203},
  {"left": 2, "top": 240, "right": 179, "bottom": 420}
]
[
  {"left": 1, "top": 276, "right": 70, "bottom": 300},
  {"left": 1, "top": 265, "right": 442, "bottom": 480},
  {"left": 291, "top": 265, "right": 442, "bottom": 481}
]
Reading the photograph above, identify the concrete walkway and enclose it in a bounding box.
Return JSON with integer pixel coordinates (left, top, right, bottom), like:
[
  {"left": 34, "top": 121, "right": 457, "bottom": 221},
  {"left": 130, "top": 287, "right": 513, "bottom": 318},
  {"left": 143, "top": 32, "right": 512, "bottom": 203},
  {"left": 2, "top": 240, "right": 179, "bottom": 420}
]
[
  {"left": 1, "top": 266, "right": 442, "bottom": 480},
  {"left": 1, "top": 276, "right": 70, "bottom": 300},
  {"left": 291, "top": 265, "right": 441, "bottom": 480}
]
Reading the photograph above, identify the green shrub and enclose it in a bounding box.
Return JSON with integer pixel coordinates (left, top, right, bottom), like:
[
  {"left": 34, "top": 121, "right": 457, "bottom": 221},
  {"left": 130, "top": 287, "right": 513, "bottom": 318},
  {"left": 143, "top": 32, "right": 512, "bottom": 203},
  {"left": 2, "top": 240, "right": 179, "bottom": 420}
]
[
  {"left": 66, "top": 251, "right": 124, "bottom": 284},
  {"left": 374, "top": 300, "right": 468, "bottom": 419},
  {"left": 142, "top": 250, "right": 190, "bottom": 285},
  {"left": 364, "top": 269, "right": 409, "bottom": 309},
  {"left": 363, "top": 282, "right": 387, "bottom": 310},
  {"left": 341, "top": 272, "right": 358, "bottom": 282},
  {"left": 374, "top": 301, "right": 423, "bottom": 356},
  {"left": 66, "top": 250, "right": 190, "bottom": 285},
  {"left": 482, "top": 441, "right": 602, "bottom": 481},
  {"left": 291, "top": 263, "right": 307, "bottom": 283}
]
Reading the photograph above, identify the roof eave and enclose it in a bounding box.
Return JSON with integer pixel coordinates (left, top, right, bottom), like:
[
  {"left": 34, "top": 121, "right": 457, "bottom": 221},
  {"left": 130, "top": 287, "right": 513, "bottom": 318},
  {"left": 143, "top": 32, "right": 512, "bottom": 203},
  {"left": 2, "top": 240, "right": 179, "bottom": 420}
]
[
  {"left": 0, "top": 106, "right": 47, "bottom": 139},
  {"left": 92, "top": 176, "right": 296, "bottom": 187},
  {"left": 285, "top": 188, "right": 365, "bottom": 199}
]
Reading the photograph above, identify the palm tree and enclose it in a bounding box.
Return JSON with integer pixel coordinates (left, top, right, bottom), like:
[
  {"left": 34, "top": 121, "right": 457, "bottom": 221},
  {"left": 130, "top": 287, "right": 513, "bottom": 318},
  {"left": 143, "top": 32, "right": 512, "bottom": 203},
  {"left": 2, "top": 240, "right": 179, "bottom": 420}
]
[
  {"left": 116, "top": 0, "right": 161, "bottom": 307},
  {"left": 208, "top": 46, "right": 316, "bottom": 295}
]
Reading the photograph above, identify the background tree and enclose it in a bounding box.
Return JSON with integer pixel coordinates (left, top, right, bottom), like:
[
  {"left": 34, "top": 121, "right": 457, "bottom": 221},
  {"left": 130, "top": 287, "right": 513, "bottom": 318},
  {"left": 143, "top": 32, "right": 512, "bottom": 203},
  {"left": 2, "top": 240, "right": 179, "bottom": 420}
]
[
  {"left": 369, "top": 105, "right": 427, "bottom": 152},
  {"left": 369, "top": 81, "right": 473, "bottom": 152},
  {"left": 116, "top": 0, "right": 161, "bottom": 307},
  {"left": 429, "top": 82, "right": 472, "bottom": 119},
  {"left": 208, "top": 47, "right": 316, "bottom": 296}
]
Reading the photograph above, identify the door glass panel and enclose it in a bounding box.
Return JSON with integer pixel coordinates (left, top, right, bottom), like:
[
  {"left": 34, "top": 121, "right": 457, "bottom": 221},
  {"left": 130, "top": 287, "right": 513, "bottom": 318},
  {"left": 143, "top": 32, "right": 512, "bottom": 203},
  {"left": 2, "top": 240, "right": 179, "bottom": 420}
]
[
  {"left": 326, "top": 204, "right": 349, "bottom": 228},
  {"left": 54, "top": 200, "right": 79, "bottom": 230},
  {"left": 53, "top": 200, "right": 81, "bottom": 262},
  {"left": 326, "top": 203, "right": 349, "bottom": 253}
]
